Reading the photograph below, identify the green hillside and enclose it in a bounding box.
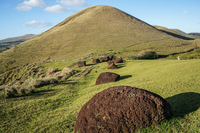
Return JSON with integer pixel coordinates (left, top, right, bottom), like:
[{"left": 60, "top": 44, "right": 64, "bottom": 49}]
[
  {"left": 154, "top": 26, "right": 194, "bottom": 40},
  {"left": 0, "top": 5, "right": 196, "bottom": 74},
  {"left": 0, "top": 60, "right": 199, "bottom": 132},
  {"left": 0, "top": 34, "right": 36, "bottom": 53}
]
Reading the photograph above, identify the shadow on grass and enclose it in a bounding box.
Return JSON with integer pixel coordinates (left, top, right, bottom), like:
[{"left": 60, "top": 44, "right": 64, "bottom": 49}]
[
  {"left": 166, "top": 92, "right": 200, "bottom": 118},
  {"left": 86, "top": 63, "right": 96, "bottom": 66},
  {"left": 158, "top": 29, "right": 194, "bottom": 40},
  {"left": 117, "top": 75, "right": 132, "bottom": 81},
  {"left": 116, "top": 64, "right": 125, "bottom": 69}
]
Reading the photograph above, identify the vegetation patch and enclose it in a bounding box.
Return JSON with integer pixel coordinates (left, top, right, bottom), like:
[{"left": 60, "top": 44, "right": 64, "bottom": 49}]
[
  {"left": 127, "top": 49, "right": 158, "bottom": 60},
  {"left": 0, "top": 60, "right": 200, "bottom": 132}
]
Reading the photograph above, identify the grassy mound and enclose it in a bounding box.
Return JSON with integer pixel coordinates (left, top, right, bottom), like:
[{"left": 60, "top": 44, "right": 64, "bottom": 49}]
[{"left": 0, "top": 59, "right": 200, "bottom": 132}]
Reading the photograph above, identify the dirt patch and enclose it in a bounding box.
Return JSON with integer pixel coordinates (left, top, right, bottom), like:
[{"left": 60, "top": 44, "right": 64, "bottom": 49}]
[{"left": 75, "top": 67, "right": 93, "bottom": 78}]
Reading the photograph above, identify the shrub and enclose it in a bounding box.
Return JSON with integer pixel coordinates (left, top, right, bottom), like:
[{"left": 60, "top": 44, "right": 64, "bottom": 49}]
[
  {"left": 138, "top": 49, "right": 158, "bottom": 59},
  {"left": 3, "top": 85, "right": 34, "bottom": 98},
  {"left": 29, "top": 77, "right": 58, "bottom": 88}
]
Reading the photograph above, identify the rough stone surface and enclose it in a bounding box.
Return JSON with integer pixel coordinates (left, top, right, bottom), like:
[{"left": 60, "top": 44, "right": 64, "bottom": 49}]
[
  {"left": 114, "top": 57, "right": 123, "bottom": 63},
  {"left": 108, "top": 63, "right": 117, "bottom": 69},
  {"left": 92, "top": 59, "right": 100, "bottom": 64},
  {"left": 107, "top": 60, "right": 114, "bottom": 66},
  {"left": 99, "top": 56, "right": 109, "bottom": 62},
  {"left": 108, "top": 55, "right": 114, "bottom": 60},
  {"left": 74, "top": 86, "right": 173, "bottom": 133},
  {"left": 77, "top": 61, "right": 86, "bottom": 67},
  {"left": 95, "top": 72, "right": 120, "bottom": 85}
]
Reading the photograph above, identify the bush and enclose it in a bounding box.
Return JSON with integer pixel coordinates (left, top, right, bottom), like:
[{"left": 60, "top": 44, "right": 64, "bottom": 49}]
[
  {"left": 29, "top": 77, "right": 58, "bottom": 88},
  {"left": 3, "top": 85, "right": 34, "bottom": 98},
  {"left": 138, "top": 49, "right": 158, "bottom": 59},
  {"left": 127, "top": 50, "right": 158, "bottom": 60}
]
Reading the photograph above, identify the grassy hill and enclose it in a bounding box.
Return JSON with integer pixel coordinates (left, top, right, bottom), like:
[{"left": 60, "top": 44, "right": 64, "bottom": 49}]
[
  {"left": 0, "top": 5, "right": 196, "bottom": 74},
  {"left": 0, "top": 34, "right": 36, "bottom": 53},
  {"left": 154, "top": 26, "right": 194, "bottom": 40},
  {"left": 0, "top": 59, "right": 199, "bottom": 132}
]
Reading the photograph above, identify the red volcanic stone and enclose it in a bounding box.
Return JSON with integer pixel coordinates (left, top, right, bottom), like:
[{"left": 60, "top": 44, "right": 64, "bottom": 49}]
[
  {"left": 74, "top": 86, "right": 173, "bottom": 133},
  {"left": 108, "top": 63, "right": 117, "bottom": 69},
  {"left": 77, "top": 61, "right": 86, "bottom": 67},
  {"left": 92, "top": 59, "right": 100, "bottom": 64},
  {"left": 107, "top": 60, "right": 114, "bottom": 66},
  {"left": 108, "top": 55, "right": 114, "bottom": 60},
  {"left": 95, "top": 72, "right": 120, "bottom": 85},
  {"left": 99, "top": 56, "right": 109, "bottom": 62},
  {"left": 114, "top": 57, "right": 123, "bottom": 63}
]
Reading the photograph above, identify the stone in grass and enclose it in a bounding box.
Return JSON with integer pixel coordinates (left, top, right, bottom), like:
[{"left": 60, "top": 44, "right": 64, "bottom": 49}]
[
  {"left": 95, "top": 72, "right": 120, "bottom": 85},
  {"left": 77, "top": 61, "right": 86, "bottom": 67},
  {"left": 74, "top": 86, "right": 173, "bottom": 133},
  {"left": 92, "top": 59, "right": 100, "bottom": 64},
  {"left": 114, "top": 57, "right": 123, "bottom": 63},
  {"left": 107, "top": 60, "right": 114, "bottom": 66},
  {"left": 99, "top": 56, "right": 109, "bottom": 62},
  {"left": 107, "top": 63, "right": 117, "bottom": 69},
  {"left": 108, "top": 55, "right": 114, "bottom": 60}
]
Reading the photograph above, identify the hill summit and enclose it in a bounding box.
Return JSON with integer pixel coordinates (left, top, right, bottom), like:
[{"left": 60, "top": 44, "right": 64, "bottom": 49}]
[{"left": 0, "top": 5, "right": 192, "bottom": 73}]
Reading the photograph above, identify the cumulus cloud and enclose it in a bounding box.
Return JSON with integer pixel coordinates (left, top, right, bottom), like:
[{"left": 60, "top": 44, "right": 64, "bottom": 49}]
[
  {"left": 23, "top": 20, "right": 51, "bottom": 28},
  {"left": 57, "top": 0, "right": 86, "bottom": 7},
  {"left": 16, "top": 4, "right": 32, "bottom": 11},
  {"left": 44, "top": 4, "right": 71, "bottom": 13},
  {"left": 16, "top": 0, "right": 46, "bottom": 11}
]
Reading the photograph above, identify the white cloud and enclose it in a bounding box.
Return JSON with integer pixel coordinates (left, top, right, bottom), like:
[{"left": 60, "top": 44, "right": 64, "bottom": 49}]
[
  {"left": 16, "top": 0, "right": 45, "bottom": 11},
  {"left": 44, "top": 4, "right": 71, "bottom": 13},
  {"left": 16, "top": 4, "right": 32, "bottom": 11},
  {"left": 23, "top": 0, "right": 45, "bottom": 7},
  {"left": 184, "top": 10, "right": 188, "bottom": 14},
  {"left": 23, "top": 20, "right": 51, "bottom": 28},
  {"left": 57, "top": 0, "right": 86, "bottom": 7}
]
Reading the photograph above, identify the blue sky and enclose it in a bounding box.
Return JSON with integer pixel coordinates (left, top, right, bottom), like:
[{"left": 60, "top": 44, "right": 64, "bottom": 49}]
[{"left": 0, "top": 0, "right": 200, "bottom": 40}]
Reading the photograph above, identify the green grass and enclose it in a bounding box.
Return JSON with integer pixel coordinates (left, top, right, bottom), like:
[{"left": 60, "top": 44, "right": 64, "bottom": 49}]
[
  {"left": 168, "top": 48, "right": 200, "bottom": 60},
  {"left": 0, "top": 59, "right": 200, "bottom": 132}
]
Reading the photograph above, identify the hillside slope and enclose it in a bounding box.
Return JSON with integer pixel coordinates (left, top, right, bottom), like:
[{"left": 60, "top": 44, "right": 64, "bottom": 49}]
[
  {"left": 154, "top": 26, "right": 194, "bottom": 40},
  {"left": 0, "top": 34, "right": 36, "bottom": 43},
  {"left": 0, "top": 5, "right": 194, "bottom": 74},
  {"left": 0, "top": 34, "right": 36, "bottom": 53}
]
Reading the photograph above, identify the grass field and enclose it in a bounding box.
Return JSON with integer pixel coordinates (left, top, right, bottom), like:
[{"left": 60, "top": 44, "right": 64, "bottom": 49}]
[{"left": 0, "top": 59, "right": 200, "bottom": 132}]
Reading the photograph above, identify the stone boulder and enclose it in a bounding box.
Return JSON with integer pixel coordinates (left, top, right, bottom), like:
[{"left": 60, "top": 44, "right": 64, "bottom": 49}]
[
  {"left": 77, "top": 61, "right": 86, "bottom": 67},
  {"left": 92, "top": 59, "right": 100, "bottom": 64},
  {"left": 95, "top": 72, "right": 120, "bottom": 85},
  {"left": 108, "top": 55, "right": 114, "bottom": 60},
  {"left": 107, "top": 60, "right": 114, "bottom": 66},
  {"left": 108, "top": 63, "right": 117, "bottom": 69},
  {"left": 114, "top": 57, "right": 123, "bottom": 63},
  {"left": 99, "top": 56, "right": 109, "bottom": 62},
  {"left": 74, "top": 86, "right": 173, "bottom": 133}
]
